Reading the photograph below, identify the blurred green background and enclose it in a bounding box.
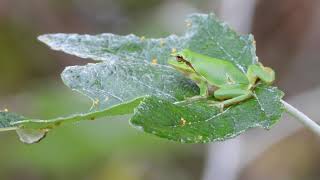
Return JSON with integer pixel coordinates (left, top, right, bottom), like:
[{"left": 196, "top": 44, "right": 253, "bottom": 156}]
[{"left": 1, "top": 0, "right": 320, "bottom": 180}]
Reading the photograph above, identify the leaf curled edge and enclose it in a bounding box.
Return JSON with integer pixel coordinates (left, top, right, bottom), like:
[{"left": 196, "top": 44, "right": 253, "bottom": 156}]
[{"left": 0, "top": 97, "right": 145, "bottom": 143}]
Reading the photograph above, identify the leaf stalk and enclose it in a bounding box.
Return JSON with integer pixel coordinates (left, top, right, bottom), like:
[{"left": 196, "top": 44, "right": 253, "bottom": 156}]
[{"left": 282, "top": 100, "right": 320, "bottom": 136}]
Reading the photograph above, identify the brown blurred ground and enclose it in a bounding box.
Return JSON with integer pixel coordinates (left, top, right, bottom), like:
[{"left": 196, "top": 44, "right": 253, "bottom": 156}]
[{"left": 253, "top": 0, "right": 320, "bottom": 97}]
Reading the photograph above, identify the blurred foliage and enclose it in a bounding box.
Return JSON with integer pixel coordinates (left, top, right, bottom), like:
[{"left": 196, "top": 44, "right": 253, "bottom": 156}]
[
  {"left": 117, "top": 0, "right": 162, "bottom": 13},
  {"left": 0, "top": 21, "right": 56, "bottom": 95}
]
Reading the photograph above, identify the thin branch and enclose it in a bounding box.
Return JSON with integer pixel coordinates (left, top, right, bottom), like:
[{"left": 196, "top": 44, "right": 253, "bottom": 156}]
[{"left": 281, "top": 100, "right": 320, "bottom": 136}]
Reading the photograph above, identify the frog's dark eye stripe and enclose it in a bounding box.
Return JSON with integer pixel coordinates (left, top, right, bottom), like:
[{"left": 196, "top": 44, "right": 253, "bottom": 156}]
[{"left": 175, "top": 55, "right": 197, "bottom": 72}]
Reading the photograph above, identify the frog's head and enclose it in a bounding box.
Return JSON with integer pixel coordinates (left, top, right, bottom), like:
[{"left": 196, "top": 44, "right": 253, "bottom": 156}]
[{"left": 168, "top": 49, "right": 196, "bottom": 73}]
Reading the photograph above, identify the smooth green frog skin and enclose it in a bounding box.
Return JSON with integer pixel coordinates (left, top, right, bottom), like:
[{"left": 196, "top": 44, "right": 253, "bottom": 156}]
[{"left": 168, "top": 49, "right": 275, "bottom": 108}]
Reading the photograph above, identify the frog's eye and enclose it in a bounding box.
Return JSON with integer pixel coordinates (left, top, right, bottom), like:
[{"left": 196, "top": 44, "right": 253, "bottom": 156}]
[{"left": 176, "top": 56, "right": 184, "bottom": 62}]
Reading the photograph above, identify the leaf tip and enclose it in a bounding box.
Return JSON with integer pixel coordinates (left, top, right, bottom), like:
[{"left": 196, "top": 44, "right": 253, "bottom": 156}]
[
  {"left": 37, "top": 34, "right": 48, "bottom": 43},
  {"left": 16, "top": 128, "right": 48, "bottom": 144}
]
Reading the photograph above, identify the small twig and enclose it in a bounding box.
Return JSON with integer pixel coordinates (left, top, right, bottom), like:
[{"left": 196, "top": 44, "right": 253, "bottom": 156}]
[{"left": 281, "top": 100, "right": 320, "bottom": 136}]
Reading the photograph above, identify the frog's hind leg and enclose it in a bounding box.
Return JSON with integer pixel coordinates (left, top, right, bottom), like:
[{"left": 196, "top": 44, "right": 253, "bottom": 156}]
[{"left": 212, "top": 88, "right": 253, "bottom": 111}]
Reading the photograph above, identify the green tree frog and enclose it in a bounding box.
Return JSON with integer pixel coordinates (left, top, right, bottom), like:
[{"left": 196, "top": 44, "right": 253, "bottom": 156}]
[{"left": 168, "top": 49, "right": 275, "bottom": 109}]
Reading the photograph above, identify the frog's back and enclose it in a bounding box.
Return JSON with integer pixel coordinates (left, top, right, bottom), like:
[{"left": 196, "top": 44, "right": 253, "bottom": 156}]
[{"left": 186, "top": 52, "right": 249, "bottom": 87}]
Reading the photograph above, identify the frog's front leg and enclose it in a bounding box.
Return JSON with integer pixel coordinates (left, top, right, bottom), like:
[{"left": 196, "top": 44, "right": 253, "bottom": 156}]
[
  {"left": 199, "top": 80, "right": 209, "bottom": 96},
  {"left": 212, "top": 87, "right": 253, "bottom": 111},
  {"left": 247, "top": 64, "right": 275, "bottom": 87},
  {"left": 176, "top": 81, "right": 209, "bottom": 104}
]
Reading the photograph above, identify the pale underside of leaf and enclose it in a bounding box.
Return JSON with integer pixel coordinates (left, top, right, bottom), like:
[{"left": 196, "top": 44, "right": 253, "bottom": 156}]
[
  {"left": 16, "top": 129, "right": 47, "bottom": 144},
  {"left": 61, "top": 61, "right": 198, "bottom": 109},
  {"left": 38, "top": 33, "right": 185, "bottom": 65},
  {"left": 39, "top": 13, "right": 259, "bottom": 109},
  {"left": 38, "top": 14, "right": 257, "bottom": 71}
]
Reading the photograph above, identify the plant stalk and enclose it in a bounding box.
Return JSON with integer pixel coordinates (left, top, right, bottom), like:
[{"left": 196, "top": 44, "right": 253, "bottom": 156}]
[{"left": 281, "top": 100, "right": 320, "bottom": 136}]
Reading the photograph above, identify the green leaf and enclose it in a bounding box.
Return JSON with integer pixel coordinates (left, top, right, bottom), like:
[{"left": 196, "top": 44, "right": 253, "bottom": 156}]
[
  {"left": 130, "top": 85, "right": 284, "bottom": 143},
  {"left": 1, "top": 13, "right": 285, "bottom": 144},
  {"left": 37, "top": 13, "right": 284, "bottom": 142},
  {"left": 184, "top": 14, "right": 258, "bottom": 72}
]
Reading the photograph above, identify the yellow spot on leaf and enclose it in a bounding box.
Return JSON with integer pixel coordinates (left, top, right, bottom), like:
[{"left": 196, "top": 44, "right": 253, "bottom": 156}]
[
  {"left": 171, "top": 48, "right": 177, "bottom": 54},
  {"left": 179, "top": 117, "right": 187, "bottom": 126},
  {"left": 45, "top": 125, "right": 55, "bottom": 130},
  {"left": 41, "top": 128, "right": 51, "bottom": 133},
  {"left": 90, "top": 99, "right": 100, "bottom": 111},
  {"left": 54, "top": 121, "right": 62, "bottom": 127},
  {"left": 140, "top": 36, "right": 145, "bottom": 41},
  {"left": 151, "top": 58, "right": 158, "bottom": 65}
]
